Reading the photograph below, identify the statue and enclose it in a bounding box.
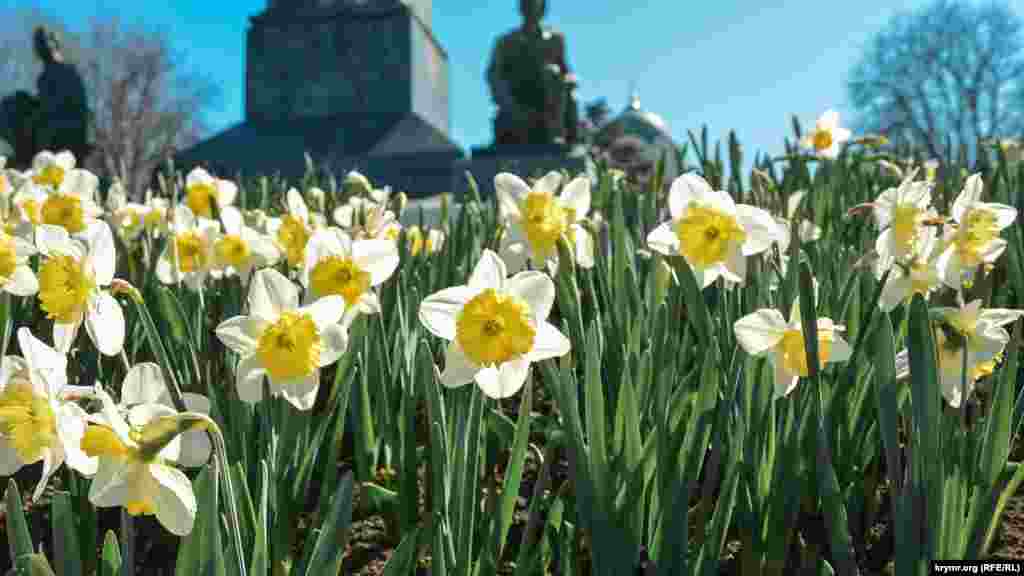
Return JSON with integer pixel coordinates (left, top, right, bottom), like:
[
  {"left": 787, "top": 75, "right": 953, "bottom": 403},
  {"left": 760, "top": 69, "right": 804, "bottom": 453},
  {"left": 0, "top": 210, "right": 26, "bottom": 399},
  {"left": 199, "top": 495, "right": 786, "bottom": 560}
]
[
  {"left": 486, "top": 0, "right": 579, "bottom": 147},
  {"left": 0, "top": 27, "right": 91, "bottom": 169}
]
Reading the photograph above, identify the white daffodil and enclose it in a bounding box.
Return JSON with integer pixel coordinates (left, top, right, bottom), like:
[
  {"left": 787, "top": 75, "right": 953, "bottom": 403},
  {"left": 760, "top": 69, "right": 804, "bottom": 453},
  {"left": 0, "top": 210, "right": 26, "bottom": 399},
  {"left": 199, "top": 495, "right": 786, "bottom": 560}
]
[
  {"left": 267, "top": 188, "right": 314, "bottom": 269},
  {"left": 332, "top": 195, "right": 401, "bottom": 242},
  {"left": 495, "top": 171, "right": 595, "bottom": 274},
  {"left": 20, "top": 153, "right": 104, "bottom": 235},
  {"left": 156, "top": 205, "right": 220, "bottom": 291},
  {"left": 405, "top": 225, "right": 445, "bottom": 256},
  {"left": 0, "top": 328, "right": 96, "bottom": 500},
  {"left": 143, "top": 197, "right": 170, "bottom": 239},
  {"left": 183, "top": 167, "right": 237, "bottom": 220},
  {"left": 215, "top": 268, "right": 349, "bottom": 410},
  {"left": 647, "top": 173, "right": 779, "bottom": 288},
  {"left": 211, "top": 206, "right": 280, "bottom": 281},
  {"left": 871, "top": 170, "right": 935, "bottom": 264},
  {"left": 877, "top": 228, "right": 942, "bottom": 312},
  {"left": 927, "top": 300, "right": 1024, "bottom": 408},
  {"left": 733, "top": 295, "right": 852, "bottom": 399},
  {"left": 936, "top": 174, "right": 1017, "bottom": 290},
  {"left": 81, "top": 387, "right": 198, "bottom": 536},
  {"left": 301, "top": 227, "right": 398, "bottom": 324},
  {"left": 35, "top": 222, "right": 125, "bottom": 356},
  {"left": 0, "top": 228, "right": 38, "bottom": 297},
  {"left": 118, "top": 363, "right": 211, "bottom": 468},
  {"left": 418, "top": 250, "right": 571, "bottom": 399},
  {"left": 800, "top": 109, "right": 852, "bottom": 159}
]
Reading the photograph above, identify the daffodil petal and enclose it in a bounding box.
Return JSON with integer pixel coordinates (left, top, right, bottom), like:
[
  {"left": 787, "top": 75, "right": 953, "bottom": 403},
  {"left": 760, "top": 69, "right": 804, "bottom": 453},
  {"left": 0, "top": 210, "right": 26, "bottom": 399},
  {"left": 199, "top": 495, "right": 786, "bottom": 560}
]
[
  {"left": 526, "top": 321, "right": 571, "bottom": 361},
  {"left": 235, "top": 355, "right": 266, "bottom": 404},
  {"left": 120, "top": 363, "right": 166, "bottom": 406},
  {"left": 4, "top": 265, "right": 38, "bottom": 296},
  {"left": 506, "top": 271, "right": 555, "bottom": 321},
  {"left": 646, "top": 222, "right": 679, "bottom": 256},
  {"left": 317, "top": 324, "right": 349, "bottom": 368},
  {"left": 86, "top": 292, "right": 125, "bottom": 356},
  {"left": 495, "top": 173, "right": 528, "bottom": 220},
  {"left": 151, "top": 464, "right": 197, "bottom": 536},
  {"left": 419, "top": 286, "right": 475, "bottom": 340},
  {"left": 468, "top": 249, "right": 506, "bottom": 292},
  {"left": 215, "top": 315, "right": 265, "bottom": 357},
  {"left": 248, "top": 268, "right": 297, "bottom": 320},
  {"left": 353, "top": 238, "right": 399, "bottom": 286},
  {"left": 275, "top": 372, "right": 319, "bottom": 411},
  {"left": 733, "top": 309, "right": 787, "bottom": 356},
  {"left": 560, "top": 176, "right": 591, "bottom": 220},
  {"left": 304, "top": 295, "right": 346, "bottom": 330},
  {"left": 85, "top": 221, "right": 116, "bottom": 286},
  {"left": 57, "top": 402, "right": 96, "bottom": 476},
  {"left": 478, "top": 357, "right": 530, "bottom": 399},
  {"left": 440, "top": 342, "right": 478, "bottom": 388}
]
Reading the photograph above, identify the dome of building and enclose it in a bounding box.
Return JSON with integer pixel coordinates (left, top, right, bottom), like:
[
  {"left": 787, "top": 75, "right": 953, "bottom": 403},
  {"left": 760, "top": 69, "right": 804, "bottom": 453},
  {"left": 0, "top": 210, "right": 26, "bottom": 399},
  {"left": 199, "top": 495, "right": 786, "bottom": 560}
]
[{"left": 594, "top": 91, "right": 680, "bottom": 187}]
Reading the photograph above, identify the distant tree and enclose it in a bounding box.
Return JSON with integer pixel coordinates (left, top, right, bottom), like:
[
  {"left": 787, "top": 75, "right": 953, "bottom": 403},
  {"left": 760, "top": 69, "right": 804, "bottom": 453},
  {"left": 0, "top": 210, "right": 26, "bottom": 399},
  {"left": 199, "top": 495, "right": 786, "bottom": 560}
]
[
  {"left": 847, "top": 0, "right": 1024, "bottom": 159},
  {"left": 0, "top": 9, "right": 216, "bottom": 198}
]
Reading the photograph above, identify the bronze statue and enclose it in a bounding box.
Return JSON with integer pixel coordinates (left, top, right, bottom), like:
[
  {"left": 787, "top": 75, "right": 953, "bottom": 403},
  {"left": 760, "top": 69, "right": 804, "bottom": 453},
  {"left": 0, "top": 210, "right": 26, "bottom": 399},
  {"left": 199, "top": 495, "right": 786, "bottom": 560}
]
[
  {"left": 486, "top": 0, "right": 579, "bottom": 146},
  {"left": 0, "top": 27, "right": 91, "bottom": 169}
]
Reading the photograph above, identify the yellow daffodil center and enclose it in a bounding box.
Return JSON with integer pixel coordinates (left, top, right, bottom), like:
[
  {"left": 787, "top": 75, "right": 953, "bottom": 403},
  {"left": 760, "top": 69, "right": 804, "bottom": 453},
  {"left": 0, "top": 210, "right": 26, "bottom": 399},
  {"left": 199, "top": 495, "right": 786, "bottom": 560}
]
[
  {"left": 812, "top": 129, "right": 833, "bottom": 151},
  {"left": 0, "top": 233, "right": 18, "bottom": 281},
  {"left": 81, "top": 424, "right": 129, "bottom": 458},
  {"left": 41, "top": 193, "right": 86, "bottom": 233},
  {"left": 81, "top": 425, "right": 159, "bottom": 516},
  {"left": 256, "top": 311, "right": 321, "bottom": 381},
  {"left": 309, "top": 255, "right": 370, "bottom": 306},
  {"left": 19, "top": 199, "right": 41, "bottom": 225},
  {"left": 954, "top": 209, "right": 1001, "bottom": 267},
  {"left": 673, "top": 203, "right": 747, "bottom": 268},
  {"left": 934, "top": 323, "right": 980, "bottom": 378},
  {"left": 0, "top": 383, "right": 57, "bottom": 464},
  {"left": 891, "top": 204, "right": 922, "bottom": 255},
  {"left": 38, "top": 254, "right": 95, "bottom": 323},
  {"left": 277, "top": 215, "right": 310, "bottom": 267},
  {"left": 455, "top": 288, "right": 536, "bottom": 366},
  {"left": 174, "top": 231, "right": 207, "bottom": 273},
  {"left": 33, "top": 164, "right": 65, "bottom": 188},
  {"left": 521, "top": 192, "right": 571, "bottom": 259},
  {"left": 0, "top": 173, "right": 7, "bottom": 196},
  {"left": 214, "top": 234, "right": 251, "bottom": 269},
  {"left": 407, "top": 226, "right": 424, "bottom": 255},
  {"left": 186, "top": 182, "right": 216, "bottom": 218},
  {"left": 778, "top": 328, "right": 834, "bottom": 378}
]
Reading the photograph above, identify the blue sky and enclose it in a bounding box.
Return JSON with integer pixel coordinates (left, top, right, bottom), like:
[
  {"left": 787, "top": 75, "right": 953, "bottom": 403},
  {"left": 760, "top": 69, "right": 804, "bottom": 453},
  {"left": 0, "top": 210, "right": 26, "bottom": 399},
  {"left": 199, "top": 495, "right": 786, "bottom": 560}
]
[{"left": 14, "top": 0, "right": 1024, "bottom": 164}]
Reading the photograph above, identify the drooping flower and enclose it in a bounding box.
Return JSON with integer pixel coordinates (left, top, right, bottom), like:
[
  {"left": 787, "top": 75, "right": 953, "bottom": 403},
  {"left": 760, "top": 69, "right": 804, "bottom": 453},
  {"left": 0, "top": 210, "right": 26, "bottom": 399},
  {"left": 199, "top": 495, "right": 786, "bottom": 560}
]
[
  {"left": 210, "top": 206, "right": 280, "bottom": 281},
  {"left": 418, "top": 250, "right": 571, "bottom": 399},
  {"left": 800, "top": 109, "right": 852, "bottom": 159},
  {"left": 495, "top": 171, "right": 595, "bottom": 273},
  {"left": 647, "top": 173, "right": 779, "bottom": 288},
  {"left": 35, "top": 222, "right": 125, "bottom": 356},
  {"left": 268, "top": 188, "right": 314, "bottom": 268},
  {"left": 183, "top": 167, "right": 237, "bottom": 220},
  {"left": 215, "top": 268, "right": 349, "bottom": 410},
  {"left": 301, "top": 227, "right": 398, "bottom": 324},
  {"left": 733, "top": 294, "right": 852, "bottom": 399},
  {"left": 935, "top": 174, "right": 1017, "bottom": 290},
  {"left": 81, "top": 387, "right": 199, "bottom": 536},
  {"left": 0, "top": 328, "right": 96, "bottom": 500},
  {"left": 925, "top": 301, "right": 1024, "bottom": 408},
  {"left": 156, "top": 205, "right": 220, "bottom": 291}
]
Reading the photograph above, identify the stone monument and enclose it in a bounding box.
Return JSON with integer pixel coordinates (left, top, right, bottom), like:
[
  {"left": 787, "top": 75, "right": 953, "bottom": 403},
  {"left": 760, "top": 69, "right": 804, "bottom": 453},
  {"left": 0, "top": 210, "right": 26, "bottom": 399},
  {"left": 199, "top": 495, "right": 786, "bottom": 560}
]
[
  {"left": 0, "top": 27, "right": 91, "bottom": 169},
  {"left": 176, "top": 0, "right": 462, "bottom": 197}
]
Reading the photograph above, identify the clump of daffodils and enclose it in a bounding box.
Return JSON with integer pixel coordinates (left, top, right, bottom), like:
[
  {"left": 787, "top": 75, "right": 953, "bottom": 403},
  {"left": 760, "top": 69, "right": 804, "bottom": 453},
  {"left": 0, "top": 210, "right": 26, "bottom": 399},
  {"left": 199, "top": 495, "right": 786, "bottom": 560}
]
[
  {"left": 935, "top": 174, "right": 1017, "bottom": 291},
  {"left": 495, "top": 171, "right": 594, "bottom": 274},
  {"left": 418, "top": 250, "right": 570, "bottom": 398},
  {"left": 733, "top": 290, "right": 852, "bottom": 399},
  {"left": 215, "top": 268, "right": 349, "bottom": 410},
  {"left": 647, "top": 173, "right": 779, "bottom": 288},
  {"left": 800, "top": 109, "right": 851, "bottom": 159}
]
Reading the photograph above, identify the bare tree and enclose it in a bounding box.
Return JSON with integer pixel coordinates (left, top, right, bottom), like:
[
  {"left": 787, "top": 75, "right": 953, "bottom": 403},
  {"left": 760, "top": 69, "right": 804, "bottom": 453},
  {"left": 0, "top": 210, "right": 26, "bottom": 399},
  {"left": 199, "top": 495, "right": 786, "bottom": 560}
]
[
  {"left": 847, "top": 0, "right": 1024, "bottom": 159},
  {"left": 0, "top": 9, "right": 216, "bottom": 198}
]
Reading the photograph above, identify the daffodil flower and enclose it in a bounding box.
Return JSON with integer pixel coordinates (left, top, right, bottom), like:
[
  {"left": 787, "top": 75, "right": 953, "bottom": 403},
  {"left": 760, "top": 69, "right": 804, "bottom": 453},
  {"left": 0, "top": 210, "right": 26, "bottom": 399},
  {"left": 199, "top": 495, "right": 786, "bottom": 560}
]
[
  {"left": 418, "top": 250, "right": 571, "bottom": 399},
  {"left": 26, "top": 151, "right": 103, "bottom": 234},
  {"left": 647, "top": 173, "right": 779, "bottom": 288},
  {"left": 926, "top": 300, "right": 1024, "bottom": 408},
  {"left": 0, "top": 229, "right": 38, "bottom": 297},
  {"left": 301, "top": 227, "right": 398, "bottom": 324},
  {"left": 871, "top": 170, "right": 935, "bottom": 264},
  {"left": 267, "top": 188, "right": 314, "bottom": 269},
  {"left": 0, "top": 328, "right": 96, "bottom": 501},
  {"left": 495, "top": 171, "right": 595, "bottom": 274},
  {"left": 877, "top": 228, "right": 942, "bottom": 312},
  {"left": 183, "top": 167, "right": 237, "bottom": 220},
  {"left": 156, "top": 205, "right": 220, "bottom": 291},
  {"left": 215, "top": 268, "right": 349, "bottom": 410},
  {"left": 118, "top": 363, "right": 211, "bottom": 468},
  {"left": 81, "top": 387, "right": 198, "bottom": 536},
  {"left": 405, "top": 225, "right": 445, "bottom": 256},
  {"left": 733, "top": 296, "right": 852, "bottom": 399},
  {"left": 332, "top": 194, "right": 401, "bottom": 241},
  {"left": 211, "top": 206, "right": 280, "bottom": 281},
  {"left": 35, "top": 222, "right": 125, "bottom": 356},
  {"left": 936, "top": 174, "right": 1017, "bottom": 290},
  {"left": 800, "top": 109, "right": 852, "bottom": 159},
  {"left": 28, "top": 150, "right": 76, "bottom": 189}
]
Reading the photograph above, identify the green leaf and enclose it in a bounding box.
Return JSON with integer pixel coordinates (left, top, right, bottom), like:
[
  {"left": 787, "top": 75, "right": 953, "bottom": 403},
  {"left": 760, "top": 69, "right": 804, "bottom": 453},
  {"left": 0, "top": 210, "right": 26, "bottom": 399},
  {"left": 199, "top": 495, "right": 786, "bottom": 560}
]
[
  {"left": 381, "top": 528, "right": 420, "bottom": 576},
  {"left": 300, "top": 471, "right": 354, "bottom": 576},
  {"left": 100, "top": 531, "right": 121, "bottom": 576},
  {"left": 50, "top": 492, "right": 83, "bottom": 576},
  {"left": 495, "top": 379, "right": 533, "bottom": 559},
  {"left": 5, "top": 480, "right": 33, "bottom": 563}
]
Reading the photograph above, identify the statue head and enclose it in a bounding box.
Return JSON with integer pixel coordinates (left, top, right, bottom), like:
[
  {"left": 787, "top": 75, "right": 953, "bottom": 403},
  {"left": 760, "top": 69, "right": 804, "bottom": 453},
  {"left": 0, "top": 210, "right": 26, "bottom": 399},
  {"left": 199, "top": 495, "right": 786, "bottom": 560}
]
[
  {"left": 33, "top": 27, "right": 63, "bottom": 64},
  {"left": 519, "top": 0, "right": 546, "bottom": 26}
]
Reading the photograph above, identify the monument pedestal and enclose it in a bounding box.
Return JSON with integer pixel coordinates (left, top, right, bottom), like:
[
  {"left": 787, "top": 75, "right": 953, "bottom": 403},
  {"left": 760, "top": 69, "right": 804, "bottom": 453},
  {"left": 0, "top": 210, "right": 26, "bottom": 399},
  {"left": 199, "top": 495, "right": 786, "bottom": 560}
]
[{"left": 453, "top": 144, "right": 590, "bottom": 200}]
